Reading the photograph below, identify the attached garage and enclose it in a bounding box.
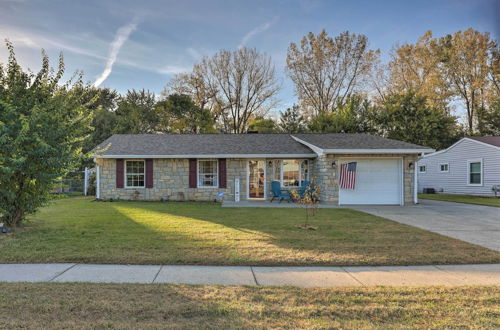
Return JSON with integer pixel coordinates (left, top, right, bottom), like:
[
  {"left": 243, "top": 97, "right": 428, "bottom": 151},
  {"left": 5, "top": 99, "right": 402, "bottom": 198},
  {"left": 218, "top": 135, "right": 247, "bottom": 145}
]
[{"left": 338, "top": 158, "right": 403, "bottom": 205}]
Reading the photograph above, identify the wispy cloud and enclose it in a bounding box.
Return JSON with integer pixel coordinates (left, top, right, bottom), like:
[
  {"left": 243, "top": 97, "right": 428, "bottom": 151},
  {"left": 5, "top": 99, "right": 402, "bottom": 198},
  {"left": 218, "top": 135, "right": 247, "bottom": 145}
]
[
  {"left": 94, "top": 20, "right": 138, "bottom": 87},
  {"left": 157, "top": 64, "right": 191, "bottom": 75},
  {"left": 238, "top": 17, "right": 278, "bottom": 49}
]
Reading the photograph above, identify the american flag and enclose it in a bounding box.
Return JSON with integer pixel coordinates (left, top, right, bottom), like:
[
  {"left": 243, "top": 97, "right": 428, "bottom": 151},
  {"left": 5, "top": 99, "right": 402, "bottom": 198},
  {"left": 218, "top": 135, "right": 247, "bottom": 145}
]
[{"left": 339, "top": 162, "right": 357, "bottom": 190}]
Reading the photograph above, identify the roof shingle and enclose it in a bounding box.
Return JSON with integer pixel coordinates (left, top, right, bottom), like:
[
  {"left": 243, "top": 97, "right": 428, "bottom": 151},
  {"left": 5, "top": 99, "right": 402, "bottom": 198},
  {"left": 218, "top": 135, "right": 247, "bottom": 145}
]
[
  {"left": 292, "top": 133, "right": 429, "bottom": 150},
  {"left": 468, "top": 136, "right": 500, "bottom": 148},
  {"left": 93, "top": 133, "right": 432, "bottom": 157}
]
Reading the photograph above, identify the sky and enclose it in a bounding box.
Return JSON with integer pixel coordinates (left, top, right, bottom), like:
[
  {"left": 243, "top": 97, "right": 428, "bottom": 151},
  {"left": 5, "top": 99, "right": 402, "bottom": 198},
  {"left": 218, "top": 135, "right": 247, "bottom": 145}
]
[{"left": 1, "top": 0, "right": 498, "bottom": 113}]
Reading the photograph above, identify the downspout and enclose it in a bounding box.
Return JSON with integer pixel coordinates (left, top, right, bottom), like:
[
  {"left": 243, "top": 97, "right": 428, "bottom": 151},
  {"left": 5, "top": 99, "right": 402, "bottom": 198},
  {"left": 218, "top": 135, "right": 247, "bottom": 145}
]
[
  {"left": 414, "top": 153, "right": 422, "bottom": 204},
  {"left": 94, "top": 158, "right": 100, "bottom": 200}
]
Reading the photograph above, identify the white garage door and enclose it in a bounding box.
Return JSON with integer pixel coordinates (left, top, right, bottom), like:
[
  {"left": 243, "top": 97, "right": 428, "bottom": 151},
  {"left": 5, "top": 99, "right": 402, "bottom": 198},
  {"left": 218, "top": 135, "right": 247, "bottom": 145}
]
[{"left": 338, "top": 158, "right": 402, "bottom": 205}]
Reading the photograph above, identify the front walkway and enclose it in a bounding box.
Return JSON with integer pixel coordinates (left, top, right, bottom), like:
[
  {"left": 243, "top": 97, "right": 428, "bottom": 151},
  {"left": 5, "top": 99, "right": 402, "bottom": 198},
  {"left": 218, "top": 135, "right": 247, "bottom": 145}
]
[{"left": 1, "top": 263, "right": 499, "bottom": 287}]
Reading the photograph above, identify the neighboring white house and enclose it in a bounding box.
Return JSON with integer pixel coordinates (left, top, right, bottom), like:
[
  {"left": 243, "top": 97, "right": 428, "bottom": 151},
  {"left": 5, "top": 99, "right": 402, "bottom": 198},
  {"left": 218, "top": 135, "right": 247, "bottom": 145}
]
[{"left": 418, "top": 136, "right": 500, "bottom": 196}]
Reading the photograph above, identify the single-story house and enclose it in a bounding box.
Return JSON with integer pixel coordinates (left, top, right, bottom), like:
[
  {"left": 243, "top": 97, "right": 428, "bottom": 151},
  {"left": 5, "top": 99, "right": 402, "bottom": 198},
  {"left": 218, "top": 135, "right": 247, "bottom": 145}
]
[
  {"left": 418, "top": 136, "right": 500, "bottom": 196},
  {"left": 93, "top": 133, "right": 433, "bottom": 205}
]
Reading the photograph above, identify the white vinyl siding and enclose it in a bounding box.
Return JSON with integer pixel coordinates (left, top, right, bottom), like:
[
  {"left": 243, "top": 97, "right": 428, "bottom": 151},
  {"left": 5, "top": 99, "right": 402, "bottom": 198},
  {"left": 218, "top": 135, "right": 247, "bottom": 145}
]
[{"left": 418, "top": 139, "right": 500, "bottom": 196}]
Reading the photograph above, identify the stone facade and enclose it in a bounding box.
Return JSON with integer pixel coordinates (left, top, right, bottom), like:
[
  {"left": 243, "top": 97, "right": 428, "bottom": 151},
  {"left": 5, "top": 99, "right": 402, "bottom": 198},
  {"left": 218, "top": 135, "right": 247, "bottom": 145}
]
[
  {"left": 311, "top": 154, "right": 418, "bottom": 205},
  {"left": 96, "top": 154, "right": 417, "bottom": 205}
]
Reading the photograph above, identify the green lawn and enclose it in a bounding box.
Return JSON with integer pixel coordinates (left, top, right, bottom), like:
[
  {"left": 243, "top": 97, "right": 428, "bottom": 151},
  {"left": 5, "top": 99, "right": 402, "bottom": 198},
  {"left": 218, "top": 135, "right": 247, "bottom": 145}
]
[
  {"left": 420, "top": 193, "right": 500, "bottom": 207},
  {"left": 0, "top": 283, "right": 498, "bottom": 329},
  {"left": 0, "top": 197, "right": 499, "bottom": 266}
]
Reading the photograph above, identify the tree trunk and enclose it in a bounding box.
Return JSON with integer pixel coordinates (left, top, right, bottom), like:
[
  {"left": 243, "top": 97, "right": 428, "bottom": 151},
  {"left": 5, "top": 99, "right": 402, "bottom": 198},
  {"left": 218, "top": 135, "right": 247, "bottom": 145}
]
[{"left": 4, "top": 209, "right": 24, "bottom": 227}]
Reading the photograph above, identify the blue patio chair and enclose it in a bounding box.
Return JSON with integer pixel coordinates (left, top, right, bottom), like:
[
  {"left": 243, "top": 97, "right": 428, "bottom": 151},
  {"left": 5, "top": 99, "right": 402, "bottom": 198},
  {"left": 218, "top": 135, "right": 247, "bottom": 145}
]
[
  {"left": 270, "top": 181, "right": 291, "bottom": 203},
  {"left": 297, "top": 180, "right": 311, "bottom": 198}
]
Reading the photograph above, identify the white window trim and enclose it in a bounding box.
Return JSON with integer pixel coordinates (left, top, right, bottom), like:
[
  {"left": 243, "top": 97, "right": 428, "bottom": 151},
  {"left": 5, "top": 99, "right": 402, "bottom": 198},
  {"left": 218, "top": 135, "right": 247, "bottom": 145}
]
[
  {"left": 197, "top": 159, "right": 219, "bottom": 188},
  {"left": 439, "top": 163, "right": 449, "bottom": 173},
  {"left": 124, "top": 159, "right": 146, "bottom": 189},
  {"left": 275, "top": 159, "right": 309, "bottom": 188},
  {"left": 467, "top": 158, "right": 483, "bottom": 186},
  {"left": 418, "top": 165, "right": 426, "bottom": 173}
]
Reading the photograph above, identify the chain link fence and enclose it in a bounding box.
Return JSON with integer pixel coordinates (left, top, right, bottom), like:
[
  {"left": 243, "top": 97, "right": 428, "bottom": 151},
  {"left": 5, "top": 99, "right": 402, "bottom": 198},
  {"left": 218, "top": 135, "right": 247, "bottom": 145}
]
[{"left": 51, "top": 169, "right": 96, "bottom": 196}]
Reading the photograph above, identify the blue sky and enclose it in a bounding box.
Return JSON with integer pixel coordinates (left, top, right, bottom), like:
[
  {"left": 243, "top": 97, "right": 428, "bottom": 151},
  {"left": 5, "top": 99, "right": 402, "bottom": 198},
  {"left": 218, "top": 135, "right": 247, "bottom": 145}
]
[{"left": 1, "top": 0, "right": 498, "bottom": 111}]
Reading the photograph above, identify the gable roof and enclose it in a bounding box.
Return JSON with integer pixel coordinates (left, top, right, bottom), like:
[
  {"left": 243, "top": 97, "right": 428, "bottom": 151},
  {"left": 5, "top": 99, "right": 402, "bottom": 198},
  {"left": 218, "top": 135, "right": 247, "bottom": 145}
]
[
  {"left": 468, "top": 136, "right": 500, "bottom": 148},
  {"left": 94, "top": 134, "right": 316, "bottom": 158},
  {"left": 93, "top": 133, "right": 434, "bottom": 159},
  {"left": 423, "top": 136, "right": 500, "bottom": 158},
  {"left": 293, "top": 133, "right": 429, "bottom": 150}
]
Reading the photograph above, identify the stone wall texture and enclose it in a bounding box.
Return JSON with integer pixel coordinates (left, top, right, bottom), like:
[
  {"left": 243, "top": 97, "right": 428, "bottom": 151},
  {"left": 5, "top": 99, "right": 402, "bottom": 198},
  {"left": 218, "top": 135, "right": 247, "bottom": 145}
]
[{"left": 96, "top": 154, "right": 417, "bottom": 205}]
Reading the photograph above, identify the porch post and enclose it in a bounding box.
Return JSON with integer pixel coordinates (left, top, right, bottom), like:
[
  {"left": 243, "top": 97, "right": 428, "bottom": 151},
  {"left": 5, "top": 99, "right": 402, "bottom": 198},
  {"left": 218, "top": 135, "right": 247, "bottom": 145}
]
[{"left": 96, "top": 165, "right": 100, "bottom": 199}]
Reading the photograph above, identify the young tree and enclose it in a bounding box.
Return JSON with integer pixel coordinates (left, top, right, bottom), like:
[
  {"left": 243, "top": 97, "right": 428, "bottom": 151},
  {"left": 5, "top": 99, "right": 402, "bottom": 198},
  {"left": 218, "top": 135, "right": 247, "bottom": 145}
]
[
  {"left": 114, "top": 89, "right": 158, "bottom": 134},
  {"left": 0, "top": 42, "right": 91, "bottom": 226},
  {"left": 155, "top": 94, "right": 216, "bottom": 133},
  {"left": 373, "top": 92, "right": 459, "bottom": 150},
  {"left": 278, "top": 105, "right": 307, "bottom": 133},
  {"left": 286, "top": 30, "right": 379, "bottom": 115}
]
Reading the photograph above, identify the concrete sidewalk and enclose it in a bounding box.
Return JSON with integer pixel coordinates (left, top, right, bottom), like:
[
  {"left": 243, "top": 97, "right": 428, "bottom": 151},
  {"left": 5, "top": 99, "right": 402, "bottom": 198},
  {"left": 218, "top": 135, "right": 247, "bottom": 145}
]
[{"left": 1, "top": 263, "right": 499, "bottom": 287}]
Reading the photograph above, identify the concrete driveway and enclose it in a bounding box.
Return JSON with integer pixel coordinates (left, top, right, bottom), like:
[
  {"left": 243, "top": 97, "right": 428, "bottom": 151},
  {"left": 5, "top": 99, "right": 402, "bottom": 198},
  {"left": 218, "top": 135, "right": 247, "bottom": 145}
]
[{"left": 352, "top": 199, "right": 500, "bottom": 252}]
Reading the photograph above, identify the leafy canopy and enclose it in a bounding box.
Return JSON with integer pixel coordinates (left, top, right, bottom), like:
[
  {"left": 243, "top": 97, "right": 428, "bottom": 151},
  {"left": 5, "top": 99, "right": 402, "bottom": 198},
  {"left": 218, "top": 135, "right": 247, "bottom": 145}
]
[{"left": 0, "top": 41, "right": 92, "bottom": 226}]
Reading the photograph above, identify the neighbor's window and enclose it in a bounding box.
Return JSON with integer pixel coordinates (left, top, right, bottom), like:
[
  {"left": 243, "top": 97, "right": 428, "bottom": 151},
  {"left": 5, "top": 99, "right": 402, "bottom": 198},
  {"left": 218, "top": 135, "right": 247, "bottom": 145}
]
[
  {"left": 468, "top": 161, "right": 482, "bottom": 185},
  {"left": 282, "top": 160, "right": 309, "bottom": 187},
  {"left": 125, "top": 160, "right": 145, "bottom": 188},
  {"left": 198, "top": 159, "right": 218, "bottom": 187},
  {"left": 439, "top": 163, "right": 449, "bottom": 172},
  {"left": 419, "top": 165, "right": 426, "bottom": 173}
]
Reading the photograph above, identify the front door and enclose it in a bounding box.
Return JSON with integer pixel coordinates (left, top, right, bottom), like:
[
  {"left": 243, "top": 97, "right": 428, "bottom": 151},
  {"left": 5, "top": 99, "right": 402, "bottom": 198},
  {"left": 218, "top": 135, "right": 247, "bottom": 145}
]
[{"left": 248, "top": 160, "right": 266, "bottom": 199}]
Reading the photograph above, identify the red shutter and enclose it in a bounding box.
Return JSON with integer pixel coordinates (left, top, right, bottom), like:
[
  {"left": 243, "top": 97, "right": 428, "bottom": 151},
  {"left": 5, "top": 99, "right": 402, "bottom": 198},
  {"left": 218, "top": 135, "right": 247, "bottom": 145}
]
[
  {"left": 116, "top": 159, "right": 124, "bottom": 188},
  {"left": 145, "top": 159, "right": 153, "bottom": 188},
  {"left": 218, "top": 158, "right": 227, "bottom": 188},
  {"left": 189, "top": 159, "right": 197, "bottom": 188}
]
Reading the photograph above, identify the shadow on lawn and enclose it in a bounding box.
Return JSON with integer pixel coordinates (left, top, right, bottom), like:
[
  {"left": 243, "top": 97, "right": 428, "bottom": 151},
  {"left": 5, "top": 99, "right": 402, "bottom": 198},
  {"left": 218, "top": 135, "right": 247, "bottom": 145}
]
[
  {"left": 107, "top": 200, "right": 380, "bottom": 265},
  {"left": 104, "top": 200, "right": 498, "bottom": 266}
]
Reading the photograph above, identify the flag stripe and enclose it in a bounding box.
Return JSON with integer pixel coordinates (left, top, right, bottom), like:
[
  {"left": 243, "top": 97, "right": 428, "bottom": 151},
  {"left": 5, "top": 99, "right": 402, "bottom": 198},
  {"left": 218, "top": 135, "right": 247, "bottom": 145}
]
[{"left": 339, "top": 162, "right": 356, "bottom": 190}]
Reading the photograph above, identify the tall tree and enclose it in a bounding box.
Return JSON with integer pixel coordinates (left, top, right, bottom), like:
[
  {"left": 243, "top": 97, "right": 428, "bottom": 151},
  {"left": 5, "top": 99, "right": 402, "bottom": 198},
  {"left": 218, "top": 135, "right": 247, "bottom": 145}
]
[
  {"left": 387, "top": 31, "right": 450, "bottom": 110},
  {"left": 478, "top": 98, "right": 500, "bottom": 135},
  {"left": 114, "top": 89, "right": 158, "bottom": 134},
  {"left": 286, "top": 30, "right": 379, "bottom": 115},
  {"left": 439, "top": 29, "right": 497, "bottom": 134},
  {"left": 373, "top": 92, "right": 459, "bottom": 150},
  {"left": 155, "top": 94, "right": 216, "bottom": 133},
  {"left": 0, "top": 42, "right": 91, "bottom": 226},
  {"left": 308, "top": 95, "right": 376, "bottom": 133},
  {"left": 200, "top": 47, "right": 280, "bottom": 133},
  {"left": 247, "top": 117, "right": 278, "bottom": 133},
  {"left": 279, "top": 105, "right": 306, "bottom": 133},
  {"left": 81, "top": 87, "right": 119, "bottom": 151}
]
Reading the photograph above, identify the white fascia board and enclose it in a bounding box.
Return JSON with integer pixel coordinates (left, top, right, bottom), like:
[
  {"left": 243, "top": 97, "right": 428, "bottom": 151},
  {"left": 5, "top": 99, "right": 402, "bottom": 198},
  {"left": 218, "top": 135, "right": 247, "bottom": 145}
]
[
  {"left": 322, "top": 148, "right": 435, "bottom": 154},
  {"left": 94, "top": 154, "right": 317, "bottom": 159},
  {"left": 290, "top": 135, "right": 324, "bottom": 155}
]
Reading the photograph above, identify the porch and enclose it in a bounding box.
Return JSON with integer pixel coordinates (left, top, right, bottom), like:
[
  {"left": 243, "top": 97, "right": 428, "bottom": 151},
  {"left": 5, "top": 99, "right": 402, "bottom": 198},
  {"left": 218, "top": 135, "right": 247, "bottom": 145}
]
[{"left": 222, "top": 200, "right": 339, "bottom": 208}]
